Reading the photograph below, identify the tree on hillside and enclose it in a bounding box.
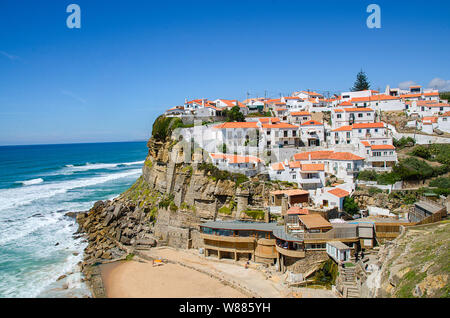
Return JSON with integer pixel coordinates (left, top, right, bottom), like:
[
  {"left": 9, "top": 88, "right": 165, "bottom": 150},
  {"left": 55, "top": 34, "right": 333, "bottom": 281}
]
[
  {"left": 223, "top": 106, "right": 245, "bottom": 122},
  {"left": 343, "top": 196, "right": 360, "bottom": 215},
  {"left": 351, "top": 70, "right": 371, "bottom": 91}
]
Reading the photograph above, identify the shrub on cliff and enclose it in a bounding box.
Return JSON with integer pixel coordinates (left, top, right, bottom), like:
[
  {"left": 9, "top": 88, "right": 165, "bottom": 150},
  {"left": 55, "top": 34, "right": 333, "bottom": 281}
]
[{"left": 152, "top": 116, "right": 191, "bottom": 141}]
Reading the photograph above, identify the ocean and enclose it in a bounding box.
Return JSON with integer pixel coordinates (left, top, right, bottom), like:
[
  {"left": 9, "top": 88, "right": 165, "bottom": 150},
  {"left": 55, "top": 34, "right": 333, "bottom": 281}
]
[{"left": 0, "top": 141, "right": 148, "bottom": 298}]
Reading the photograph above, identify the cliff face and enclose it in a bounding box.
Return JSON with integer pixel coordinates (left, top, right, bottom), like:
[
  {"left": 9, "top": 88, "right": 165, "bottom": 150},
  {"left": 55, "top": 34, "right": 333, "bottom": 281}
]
[
  {"left": 76, "top": 137, "right": 293, "bottom": 279},
  {"left": 363, "top": 221, "right": 449, "bottom": 298}
]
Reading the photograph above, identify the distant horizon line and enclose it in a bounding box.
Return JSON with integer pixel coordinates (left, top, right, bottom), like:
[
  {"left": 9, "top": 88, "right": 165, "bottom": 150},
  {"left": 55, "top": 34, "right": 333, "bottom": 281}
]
[{"left": 0, "top": 139, "right": 149, "bottom": 147}]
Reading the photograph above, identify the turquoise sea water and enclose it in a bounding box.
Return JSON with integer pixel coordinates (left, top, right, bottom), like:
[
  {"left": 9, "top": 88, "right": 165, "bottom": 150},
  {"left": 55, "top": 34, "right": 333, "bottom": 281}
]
[{"left": 0, "top": 141, "right": 148, "bottom": 297}]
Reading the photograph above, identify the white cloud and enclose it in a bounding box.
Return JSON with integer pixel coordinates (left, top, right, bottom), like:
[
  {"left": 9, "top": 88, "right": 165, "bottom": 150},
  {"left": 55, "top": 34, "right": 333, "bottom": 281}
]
[
  {"left": 428, "top": 78, "right": 450, "bottom": 91},
  {"left": 0, "top": 50, "right": 20, "bottom": 61},
  {"left": 398, "top": 80, "right": 417, "bottom": 90}
]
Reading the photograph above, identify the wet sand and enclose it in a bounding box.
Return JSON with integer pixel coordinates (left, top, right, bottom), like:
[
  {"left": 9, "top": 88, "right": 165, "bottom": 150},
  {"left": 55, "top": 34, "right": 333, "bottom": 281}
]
[{"left": 101, "top": 260, "right": 246, "bottom": 298}]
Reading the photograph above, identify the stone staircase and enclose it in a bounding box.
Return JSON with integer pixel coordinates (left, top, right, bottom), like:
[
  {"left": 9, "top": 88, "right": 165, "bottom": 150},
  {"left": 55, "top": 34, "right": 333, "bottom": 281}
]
[{"left": 340, "top": 266, "right": 360, "bottom": 298}]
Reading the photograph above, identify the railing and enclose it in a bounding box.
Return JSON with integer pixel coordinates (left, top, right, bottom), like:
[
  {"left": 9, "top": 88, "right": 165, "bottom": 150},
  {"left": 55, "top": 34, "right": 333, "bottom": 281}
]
[
  {"left": 299, "top": 178, "right": 322, "bottom": 184},
  {"left": 201, "top": 233, "right": 256, "bottom": 243},
  {"left": 275, "top": 245, "right": 306, "bottom": 258}
]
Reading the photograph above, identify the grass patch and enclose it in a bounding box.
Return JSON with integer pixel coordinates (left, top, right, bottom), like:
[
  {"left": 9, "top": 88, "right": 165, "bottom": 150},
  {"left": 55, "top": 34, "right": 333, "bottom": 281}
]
[
  {"left": 243, "top": 209, "right": 265, "bottom": 220},
  {"left": 125, "top": 253, "right": 135, "bottom": 261}
]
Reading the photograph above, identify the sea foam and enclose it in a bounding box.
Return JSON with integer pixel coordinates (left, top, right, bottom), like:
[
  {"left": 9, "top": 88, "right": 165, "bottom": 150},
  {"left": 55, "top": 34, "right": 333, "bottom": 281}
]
[
  {"left": 0, "top": 169, "right": 141, "bottom": 211},
  {"left": 16, "top": 178, "right": 44, "bottom": 186}
]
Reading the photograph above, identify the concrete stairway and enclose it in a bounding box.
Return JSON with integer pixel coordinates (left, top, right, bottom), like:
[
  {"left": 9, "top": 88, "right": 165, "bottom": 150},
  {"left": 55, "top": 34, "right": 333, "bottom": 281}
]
[{"left": 340, "top": 266, "right": 360, "bottom": 298}]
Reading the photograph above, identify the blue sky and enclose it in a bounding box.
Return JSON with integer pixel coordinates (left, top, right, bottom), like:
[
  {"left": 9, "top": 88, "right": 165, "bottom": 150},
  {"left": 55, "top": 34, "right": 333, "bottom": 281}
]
[{"left": 0, "top": 0, "right": 449, "bottom": 145}]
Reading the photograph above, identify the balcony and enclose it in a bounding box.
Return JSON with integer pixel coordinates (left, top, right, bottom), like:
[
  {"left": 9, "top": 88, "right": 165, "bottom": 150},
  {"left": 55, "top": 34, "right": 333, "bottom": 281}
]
[
  {"left": 366, "top": 155, "right": 397, "bottom": 162},
  {"left": 275, "top": 245, "right": 306, "bottom": 258},
  {"left": 299, "top": 178, "right": 322, "bottom": 184},
  {"left": 201, "top": 233, "right": 256, "bottom": 243}
]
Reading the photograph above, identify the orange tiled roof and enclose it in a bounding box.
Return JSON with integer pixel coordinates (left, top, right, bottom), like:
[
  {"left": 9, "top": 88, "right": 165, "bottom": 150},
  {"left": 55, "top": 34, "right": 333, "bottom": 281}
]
[
  {"left": 441, "top": 111, "right": 450, "bottom": 117},
  {"left": 270, "top": 189, "right": 309, "bottom": 196},
  {"left": 286, "top": 207, "right": 309, "bottom": 215},
  {"left": 301, "top": 163, "right": 324, "bottom": 171},
  {"left": 328, "top": 188, "right": 350, "bottom": 198},
  {"left": 343, "top": 108, "right": 374, "bottom": 112},
  {"left": 339, "top": 101, "right": 353, "bottom": 106},
  {"left": 329, "top": 152, "right": 365, "bottom": 161},
  {"left": 422, "top": 116, "right": 438, "bottom": 123},
  {"left": 258, "top": 117, "right": 281, "bottom": 123},
  {"left": 288, "top": 161, "right": 302, "bottom": 168},
  {"left": 210, "top": 153, "right": 263, "bottom": 164},
  {"left": 271, "top": 162, "right": 285, "bottom": 171},
  {"left": 370, "top": 144, "right": 395, "bottom": 150},
  {"left": 361, "top": 141, "right": 371, "bottom": 147},
  {"left": 290, "top": 111, "right": 311, "bottom": 116},
  {"left": 352, "top": 122, "right": 385, "bottom": 129},
  {"left": 262, "top": 123, "right": 298, "bottom": 129},
  {"left": 332, "top": 125, "right": 352, "bottom": 132},
  {"left": 293, "top": 150, "right": 335, "bottom": 160},
  {"left": 351, "top": 94, "right": 400, "bottom": 102},
  {"left": 301, "top": 120, "right": 323, "bottom": 126},
  {"left": 213, "top": 122, "right": 259, "bottom": 129}
]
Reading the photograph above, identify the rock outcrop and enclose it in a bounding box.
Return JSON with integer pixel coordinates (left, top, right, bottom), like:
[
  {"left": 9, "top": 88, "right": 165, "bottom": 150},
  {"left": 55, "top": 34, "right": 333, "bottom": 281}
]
[{"left": 76, "top": 137, "right": 296, "bottom": 294}]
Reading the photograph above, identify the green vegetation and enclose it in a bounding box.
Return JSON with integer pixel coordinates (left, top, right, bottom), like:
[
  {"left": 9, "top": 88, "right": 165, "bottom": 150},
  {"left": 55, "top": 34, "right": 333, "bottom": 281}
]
[
  {"left": 367, "top": 187, "right": 383, "bottom": 195},
  {"left": 429, "top": 177, "right": 450, "bottom": 189},
  {"left": 218, "top": 200, "right": 236, "bottom": 215},
  {"left": 243, "top": 209, "right": 265, "bottom": 220},
  {"left": 169, "top": 201, "right": 178, "bottom": 212},
  {"left": 223, "top": 106, "right": 245, "bottom": 122},
  {"left": 152, "top": 116, "right": 193, "bottom": 141},
  {"left": 125, "top": 253, "right": 135, "bottom": 261},
  {"left": 393, "top": 136, "right": 416, "bottom": 149},
  {"left": 198, "top": 162, "right": 249, "bottom": 187},
  {"left": 158, "top": 194, "right": 175, "bottom": 209},
  {"left": 343, "top": 196, "right": 359, "bottom": 215},
  {"left": 351, "top": 70, "right": 370, "bottom": 91},
  {"left": 359, "top": 157, "right": 448, "bottom": 185},
  {"left": 439, "top": 91, "right": 450, "bottom": 101},
  {"left": 144, "top": 158, "right": 153, "bottom": 168},
  {"left": 313, "top": 259, "right": 338, "bottom": 287}
]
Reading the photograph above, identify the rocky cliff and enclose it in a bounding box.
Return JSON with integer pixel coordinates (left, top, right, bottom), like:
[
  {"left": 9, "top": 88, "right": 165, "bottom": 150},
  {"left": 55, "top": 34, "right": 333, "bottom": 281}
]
[
  {"left": 76, "top": 137, "right": 296, "bottom": 290},
  {"left": 363, "top": 221, "right": 449, "bottom": 298}
]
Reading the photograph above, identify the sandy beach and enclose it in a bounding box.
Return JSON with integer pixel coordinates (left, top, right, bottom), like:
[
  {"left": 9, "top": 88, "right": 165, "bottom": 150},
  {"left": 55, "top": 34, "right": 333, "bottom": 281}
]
[
  {"left": 100, "top": 247, "right": 336, "bottom": 298},
  {"left": 101, "top": 259, "right": 246, "bottom": 298}
]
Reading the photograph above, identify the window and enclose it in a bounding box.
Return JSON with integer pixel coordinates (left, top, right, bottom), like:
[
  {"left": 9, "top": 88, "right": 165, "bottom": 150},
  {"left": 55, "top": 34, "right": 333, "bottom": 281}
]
[
  {"left": 266, "top": 130, "right": 270, "bottom": 135},
  {"left": 375, "top": 128, "right": 378, "bottom": 132},
  {"left": 292, "top": 130, "right": 297, "bottom": 137},
  {"left": 358, "top": 113, "right": 363, "bottom": 118},
  {"left": 337, "top": 114, "right": 342, "bottom": 119},
  {"left": 292, "top": 174, "right": 296, "bottom": 179},
  {"left": 358, "top": 129, "right": 362, "bottom": 133},
  {"left": 284, "top": 131, "right": 288, "bottom": 137}
]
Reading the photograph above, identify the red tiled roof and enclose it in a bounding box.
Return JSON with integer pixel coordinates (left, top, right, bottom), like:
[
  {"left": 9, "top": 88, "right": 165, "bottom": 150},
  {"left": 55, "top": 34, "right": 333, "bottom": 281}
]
[
  {"left": 270, "top": 189, "right": 309, "bottom": 196},
  {"left": 301, "top": 163, "right": 324, "bottom": 171},
  {"left": 370, "top": 145, "right": 395, "bottom": 150},
  {"left": 290, "top": 111, "right": 311, "bottom": 116},
  {"left": 301, "top": 120, "right": 323, "bottom": 126},
  {"left": 352, "top": 122, "right": 385, "bottom": 129},
  {"left": 271, "top": 162, "right": 285, "bottom": 171},
  {"left": 213, "top": 122, "right": 259, "bottom": 129},
  {"left": 286, "top": 207, "right": 309, "bottom": 215},
  {"left": 288, "top": 161, "right": 302, "bottom": 168},
  {"left": 262, "top": 123, "right": 298, "bottom": 129},
  {"left": 328, "top": 188, "right": 350, "bottom": 198},
  {"left": 258, "top": 117, "right": 281, "bottom": 123},
  {"left": 343, "top": 108, "right": 374, "bottom": 112}
]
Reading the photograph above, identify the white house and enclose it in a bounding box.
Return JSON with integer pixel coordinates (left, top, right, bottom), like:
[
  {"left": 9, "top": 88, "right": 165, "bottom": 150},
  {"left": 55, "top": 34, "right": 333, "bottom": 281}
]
[
  {"left": 268, "top": 161, "right": 326, "bottom": 190},
  {"left": 209, "top": 153, "right": 264, "bottom": 176},
  {"left": 260, "top": 122, "right": 300, "bottom": 148},
  {"left": 331, "top": 108, "right": 376, "bottom": 129},
  {"left": 293, "top": 150, "right": 365, "bottom": 182},
  {"left": 331, "top": 122, "right": 391, "bottom": 146},
  {"left": 437, "top": 111, "right": 450, "bottom": 133},
  {"left": 299, "top": 120, "right": 325, "bottom": 146},
  {"left": 212, "top": 121, "right": 260, "bottom": 147},
  {"left": 311, "top": 186, "right": 350, "bottom": 211},
  {"left": 359, "top": 142, "right": 397, "bottom": 171},
  {"left": 407, "top": 101, "right": 450, "bottom": 117}
]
